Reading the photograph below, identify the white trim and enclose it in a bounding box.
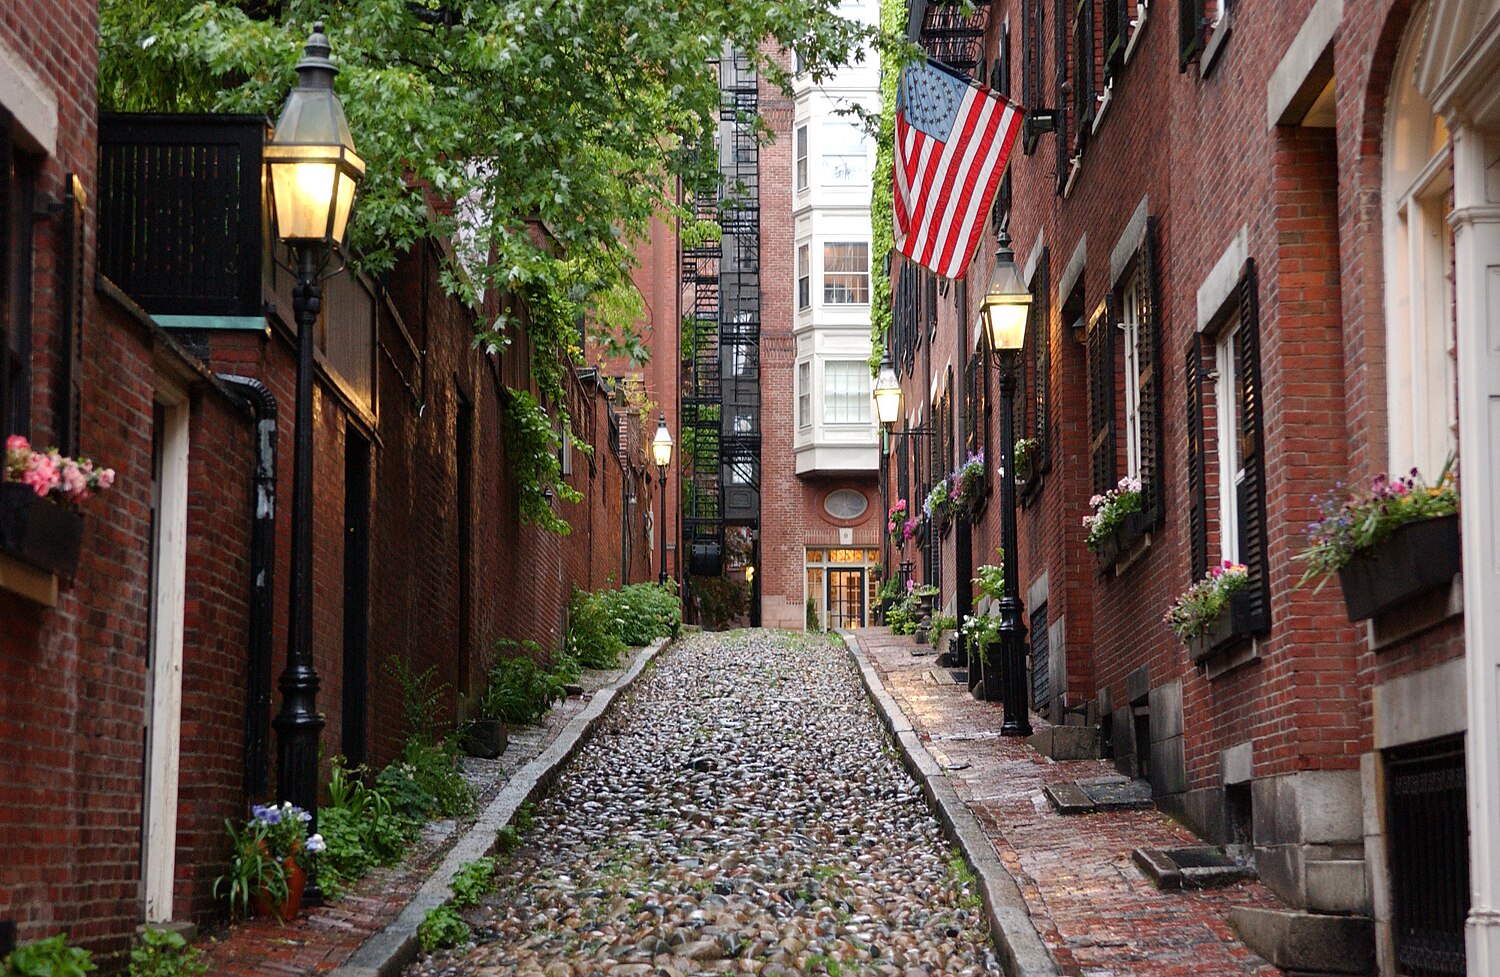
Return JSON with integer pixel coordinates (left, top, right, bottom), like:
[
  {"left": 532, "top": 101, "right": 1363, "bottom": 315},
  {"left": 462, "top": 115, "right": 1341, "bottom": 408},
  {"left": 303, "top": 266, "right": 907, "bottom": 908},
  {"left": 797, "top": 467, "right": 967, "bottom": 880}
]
[
  {"left": 1123, "top": 0, "right": 1151, "bottom": 65},
  {"left": 143, "top": 386, "right": 191, "bottom": 924},
  {"left": 1265, "top": 0, "right": 1343, "bottom": 128},
  {"left": 0, "top": 38, "right": 57, "bottom": 155},
  {"left": 1023, "top": 228, "right": 1046, "bottom": 286},
  {"left": 1214, "top": 322, "right": 1244, "bottom": 565},
  {"left": 1196, "top": 225, "right": 1249, "bottom": 332}
]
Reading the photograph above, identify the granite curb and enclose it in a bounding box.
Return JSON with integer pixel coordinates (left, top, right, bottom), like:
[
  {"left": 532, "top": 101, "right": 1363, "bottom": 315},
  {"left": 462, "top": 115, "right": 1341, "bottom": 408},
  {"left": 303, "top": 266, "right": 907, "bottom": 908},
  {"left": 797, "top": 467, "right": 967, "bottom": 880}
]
[
  {"left": 836, "top": 630, "right": 1059, "bottom": 977},
  {"left": 328, "top": 636, "right": 672, "bottom": 977}
]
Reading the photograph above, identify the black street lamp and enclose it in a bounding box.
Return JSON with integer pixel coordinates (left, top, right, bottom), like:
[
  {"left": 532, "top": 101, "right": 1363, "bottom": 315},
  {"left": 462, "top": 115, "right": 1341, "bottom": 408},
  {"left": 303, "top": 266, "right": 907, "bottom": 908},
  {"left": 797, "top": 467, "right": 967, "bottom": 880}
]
[
  {"left": 265, "top": 20, "right": 364, "bottom": 890},
  {"left": 651, "top": 413, "right": 673, "bottom": 585},
  {"left": 873, "top": 348, "right": 902, "bottom": 577},
  {"left": 979, "top": 232, "right": 1034, "bottom": 738}
]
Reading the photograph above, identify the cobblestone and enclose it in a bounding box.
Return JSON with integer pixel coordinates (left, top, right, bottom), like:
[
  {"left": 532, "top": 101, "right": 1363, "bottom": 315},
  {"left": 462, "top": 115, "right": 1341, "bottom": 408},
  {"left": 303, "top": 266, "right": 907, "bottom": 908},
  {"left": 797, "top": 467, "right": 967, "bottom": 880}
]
[
  {"left": 412, "top": 630, "right": 1000, "bottom": 977},
  {"left": 852, "top": 628, "right": 1284, "bottom": 977}
]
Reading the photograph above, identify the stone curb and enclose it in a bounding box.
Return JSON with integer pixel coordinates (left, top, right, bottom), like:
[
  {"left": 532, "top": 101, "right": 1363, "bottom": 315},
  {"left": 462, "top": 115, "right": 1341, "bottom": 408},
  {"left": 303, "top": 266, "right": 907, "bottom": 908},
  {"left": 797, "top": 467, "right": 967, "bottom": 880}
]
[
  {"left": 329, "top": 636, "right": 672, "bottom": 977},
  {"left": 836, "top": 630, "right": 1059, "bottom": 977}
]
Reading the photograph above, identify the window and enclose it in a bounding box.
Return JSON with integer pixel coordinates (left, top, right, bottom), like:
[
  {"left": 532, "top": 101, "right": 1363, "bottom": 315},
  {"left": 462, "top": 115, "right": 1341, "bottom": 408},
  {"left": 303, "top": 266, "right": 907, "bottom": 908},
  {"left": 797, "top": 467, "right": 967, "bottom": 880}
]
[
  {"left": 1071, "top": 0, "right": 1095, "bottom": 149},
  {"left": 795, "top": 124, "right": 809, "bottom": 192},
  {"left": 1121, "top": 268, "right": 1145, "bottom": 481},
  {"left": 823, "top": 361, "right": 871, "bottom": 424},
  {"left": 1181, "top": 0, "right": 1227, "bottom": 71},
  {"left": 2, "top": 110, "right": 38, "bottom": 438},
  {"left": 797, "top": 243, "right": 811, "bottom": 310},
  {"left": 1054, "top": 0, "right": 1071, "bottom": 191},
  {"left": 820, "top": 121, "right": 870, "bottom": 186},
  {"left": 1384, "top": 4, "right": 1457, "bottom": 480},
  {"left": 1026, "top": 250, "right": 1052, "bottom": 488},
  {"left": 798, "top": 361, "right": 812, "bottom": 428},
  {"left": 823, "top": 242, "right": 870, "bottom": 305},
  {"left": 1215, "top": 321, "right": 1244, "bottom": 562},
  {"left": 1022, "top": 0, "right": 1045, "bottom": 154}
]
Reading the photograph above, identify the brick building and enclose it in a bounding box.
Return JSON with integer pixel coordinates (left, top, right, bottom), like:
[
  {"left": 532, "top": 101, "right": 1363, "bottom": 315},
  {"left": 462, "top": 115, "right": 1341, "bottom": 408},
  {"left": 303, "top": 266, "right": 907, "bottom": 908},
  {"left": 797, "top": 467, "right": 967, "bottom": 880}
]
[
  {"left": 1, "top": 7, "right": 654, "bottom": 967},
  {"left": 885, "top": 0, "right": 1500, "bottom": 972}
]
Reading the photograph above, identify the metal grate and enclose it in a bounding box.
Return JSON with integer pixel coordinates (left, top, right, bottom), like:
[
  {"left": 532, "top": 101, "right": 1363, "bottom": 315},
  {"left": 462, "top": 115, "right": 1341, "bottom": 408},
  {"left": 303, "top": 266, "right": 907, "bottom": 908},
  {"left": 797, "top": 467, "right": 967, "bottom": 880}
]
[
  {"left": 1030, "top": 601, "right": 1049, "bottom": 709},
  {"left": 1386, "top": 736, "right": 1469, "bottom": 977}
]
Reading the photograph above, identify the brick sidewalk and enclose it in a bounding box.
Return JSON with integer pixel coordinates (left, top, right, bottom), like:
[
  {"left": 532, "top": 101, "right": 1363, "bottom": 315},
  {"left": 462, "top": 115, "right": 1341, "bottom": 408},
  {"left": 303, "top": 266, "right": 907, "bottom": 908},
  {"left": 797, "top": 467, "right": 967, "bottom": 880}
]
[
  {"left": 850, "top": 628, "right": 1284, "bottom": 977},
  {"left": 193, "top": 654, "right": 640, "bottom": 977}
]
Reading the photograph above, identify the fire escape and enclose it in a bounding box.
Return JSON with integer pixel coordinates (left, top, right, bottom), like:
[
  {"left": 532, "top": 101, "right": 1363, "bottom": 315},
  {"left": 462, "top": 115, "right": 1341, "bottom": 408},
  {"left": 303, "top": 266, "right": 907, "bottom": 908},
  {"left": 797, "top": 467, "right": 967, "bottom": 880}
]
[{"left": 679, "top": 49, "right": 762, "bottom": 579}]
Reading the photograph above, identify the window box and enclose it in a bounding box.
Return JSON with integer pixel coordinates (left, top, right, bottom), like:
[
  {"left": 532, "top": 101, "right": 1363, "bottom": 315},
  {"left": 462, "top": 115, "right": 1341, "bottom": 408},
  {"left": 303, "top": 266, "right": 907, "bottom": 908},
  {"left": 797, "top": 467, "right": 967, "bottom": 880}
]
[
  {"left": 0, "top": 483, "right": 84, "bottom": 579},
  {"left": 1094, "top": 510, "right": 1152, "bottom": 572},
  {"left": 1186, "top": 589, "right": 1257, "bottom": 662},
  {"left": 1337, "top": 514, "right": 1461, "bottom": 622}
]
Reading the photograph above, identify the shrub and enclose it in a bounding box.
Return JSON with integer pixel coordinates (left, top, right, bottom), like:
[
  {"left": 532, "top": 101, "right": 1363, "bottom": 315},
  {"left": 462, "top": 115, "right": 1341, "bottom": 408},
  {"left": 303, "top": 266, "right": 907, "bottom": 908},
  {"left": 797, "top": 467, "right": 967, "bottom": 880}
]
[
  {"left": 417, "top": 905, "right": 472, "bottom": 952},
  {"left": 319, "top": 758, "right": 420, "bottom": 895},
  {"left": 690, "top": 575, "right": 748, "bottom": 629},
  {"left": 591, "top": 582, "right": 681, "bottom": 645},
  {"left": 477, "top": 642, "right": 571, "bottom": 725},
  {"left": 127, "top": 928, "right": 205, "bottom": 977},
  {"left": 3, "top": 935, "right": 95, "bottom": 977},
  {"left": 567, "top": 590, "right": 627, "bottom": 669},
  {"left": 375, "top": 738, "right": 475, "bottom": 822}
]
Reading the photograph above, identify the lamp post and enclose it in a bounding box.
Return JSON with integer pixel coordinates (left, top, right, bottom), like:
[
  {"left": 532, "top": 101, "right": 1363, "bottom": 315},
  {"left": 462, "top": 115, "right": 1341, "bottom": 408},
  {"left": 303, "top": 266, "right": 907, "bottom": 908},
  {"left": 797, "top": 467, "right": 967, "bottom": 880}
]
[
  {"left": 652, "top": 413, "right": 673, "bottom": 585},
  {"left": 873, "top": 348, "right": 902, "bottom": 577},
  {"left": 265, "top": 20, "right": 364, "bottom": 890},
  {"left": 979, "top": 231, "right": 1034, "bottom": 737}
]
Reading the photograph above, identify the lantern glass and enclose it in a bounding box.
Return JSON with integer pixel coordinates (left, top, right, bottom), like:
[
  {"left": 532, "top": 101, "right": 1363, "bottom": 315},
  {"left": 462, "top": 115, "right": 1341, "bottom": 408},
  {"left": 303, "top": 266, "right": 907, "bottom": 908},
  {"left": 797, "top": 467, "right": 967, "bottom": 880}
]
[
  {"left": 981, "top": 245, "right": 1032, "bottom": 351},
  {"left": 652, "top": 417, "right": 674, "bottom": 469},
  {"left": 872, "top": 361, "right": 902, "bottom": 425}
]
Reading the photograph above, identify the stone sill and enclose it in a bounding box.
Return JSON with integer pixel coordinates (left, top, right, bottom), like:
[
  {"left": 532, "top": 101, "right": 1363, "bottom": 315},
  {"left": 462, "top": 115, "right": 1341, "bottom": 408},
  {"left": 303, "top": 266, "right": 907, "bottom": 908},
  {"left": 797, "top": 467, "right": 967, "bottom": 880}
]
[{"left": 0, "top": 551, "right": 58, "bottom": 607}]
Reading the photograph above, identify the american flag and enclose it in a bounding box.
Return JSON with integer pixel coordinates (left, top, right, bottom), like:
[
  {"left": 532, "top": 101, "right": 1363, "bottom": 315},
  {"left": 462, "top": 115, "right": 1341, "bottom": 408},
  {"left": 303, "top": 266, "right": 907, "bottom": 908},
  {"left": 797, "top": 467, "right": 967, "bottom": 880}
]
[{"left": 893, "top": 59, "right": 1023, "bottom": 280}]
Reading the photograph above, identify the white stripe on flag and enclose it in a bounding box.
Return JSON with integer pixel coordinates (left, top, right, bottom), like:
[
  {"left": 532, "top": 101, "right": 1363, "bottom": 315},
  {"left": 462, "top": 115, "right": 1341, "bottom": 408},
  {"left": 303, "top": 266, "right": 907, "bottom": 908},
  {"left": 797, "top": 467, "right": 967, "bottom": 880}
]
[
  {"left": 923, "top": 90, "right": 999, "bottom": 269},
  {"left": 909, "top": 86, "right": 986, "bottom": 266}
]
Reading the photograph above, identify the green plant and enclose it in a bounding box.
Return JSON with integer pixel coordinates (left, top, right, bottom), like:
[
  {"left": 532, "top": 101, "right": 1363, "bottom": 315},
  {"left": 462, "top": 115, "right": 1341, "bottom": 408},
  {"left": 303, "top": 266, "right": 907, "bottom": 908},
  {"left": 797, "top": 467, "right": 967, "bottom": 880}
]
[
  {"left": 450, "top": 858, "right": 498, "bottom": 908},
  {"left": 320, "top": 758, "right": 419, "bottom": 895},
  {"left": 930, "top": 612, "right": 957, "bottom": 643},
  {"left": 398, "top": 738, "right": 475, "bottom": 819},
  {"left": 213, "top": 805, "right": 315, "bottom": 918},
  {"left": 417, "top": 905, "right": 472, "bottom": 952},
  {"left": 1014, "top": 437, "right": 1038, "bottom": 479},
  {"left": 921, "top": 478, "right": 950, "bottom": 519},
  {"left": 478, "top": 643, "right": 571, "bottom": 725},
  {"left": 1084, "top": 476, "right": 1144, "bottom": 550},
  {"left": 959, "top": 612, "right": 1000, "bottom": 658},
  {"left": 973, "top": 553, "right": 1005, "bottom": 604},
  {"left": 383, "top": 656, "right": 446, "bottom": 745},
  {"left": 567, "top": 589, "right": 628, "bottom": 669},
  {"left": 1295, "top": 459, "right": 1459, "bottom": 588},
  {"left": 591, "top": 582, "right": 682, "bottom": 644},
  {"left": 1164, "top": 561, "right": 1252, "bottom": 640},
  {"left": 504, "top": 390, "right": 583, "bottom": 535},
  {"left": 689, "top": 575, "right": 748, "bottom": 629},
  {"left": 806, "top": 597, "right": 821, "bottom": 632},
  {"left": 127, "top": 929, "right": 205, "bottom": 977},
  {"left": 3, "top": 935, "right": 95, "bottom": 977}
]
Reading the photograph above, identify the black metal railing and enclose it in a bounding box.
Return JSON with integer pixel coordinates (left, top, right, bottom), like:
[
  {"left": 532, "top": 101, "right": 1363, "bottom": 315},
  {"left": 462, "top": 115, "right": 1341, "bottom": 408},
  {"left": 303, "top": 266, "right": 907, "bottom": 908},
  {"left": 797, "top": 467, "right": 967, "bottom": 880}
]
[
  {"left": 98, "top": 114, "right": 266, "bottom": 317},
  {"left": 1386, "top": 736, "right": 1469, "bottom": 977}
]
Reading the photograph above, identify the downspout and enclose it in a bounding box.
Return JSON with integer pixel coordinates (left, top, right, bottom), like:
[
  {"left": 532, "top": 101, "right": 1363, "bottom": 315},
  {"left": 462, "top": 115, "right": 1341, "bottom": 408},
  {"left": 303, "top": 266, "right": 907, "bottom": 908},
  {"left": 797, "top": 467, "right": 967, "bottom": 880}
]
[{"left": 217, "top": 374, "right": 278, "bottom": 798}]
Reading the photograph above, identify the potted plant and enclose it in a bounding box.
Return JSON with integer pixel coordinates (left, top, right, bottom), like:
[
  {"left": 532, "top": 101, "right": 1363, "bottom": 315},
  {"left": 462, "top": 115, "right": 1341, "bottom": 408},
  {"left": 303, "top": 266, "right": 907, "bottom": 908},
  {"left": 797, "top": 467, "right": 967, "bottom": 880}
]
[
  {"left": 1295, "top": 460, "right": 1461, "bottom": 621},
  {"left": 2, "top": 436, "right": 115, "bottom": 578},
  {"left": 1014, "top": 437, "right": 1038, "bottom": 484},
  {"left": 960, "top": 611, "right": 1003, "bottom": 700},
  {"left": 886, "top": 499, "right": 909, "bottom": 547},
  {"left": 1084, "top": 476, "right": 1146, "bottom": 570},
  {"left": 1165, "top": 561, "right": 1258, "bottom": 661},
  {"left": 215, "top": 802, "right": 324, "bottom": 922},
  {"left": 922, "top": 480, "right": 951, "bottom": 533},
  {"left": 949, "top": 450, "right": 986, "bottom": 514}
]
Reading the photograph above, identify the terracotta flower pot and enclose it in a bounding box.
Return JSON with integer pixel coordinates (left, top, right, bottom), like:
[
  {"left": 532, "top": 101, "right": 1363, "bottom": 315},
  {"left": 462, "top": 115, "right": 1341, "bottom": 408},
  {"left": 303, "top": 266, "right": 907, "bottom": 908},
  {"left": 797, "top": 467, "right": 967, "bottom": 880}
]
[{"left": 251, "top": 854, "right": 306, "bottom": 922}]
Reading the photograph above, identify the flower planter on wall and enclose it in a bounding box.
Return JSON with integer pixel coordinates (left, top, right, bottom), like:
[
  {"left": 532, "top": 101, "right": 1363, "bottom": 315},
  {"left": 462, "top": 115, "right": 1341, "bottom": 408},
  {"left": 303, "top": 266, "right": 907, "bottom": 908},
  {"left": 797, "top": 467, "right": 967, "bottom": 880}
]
[
  {"left": 1094, "top": 511, "right": 1152, "bottom": 572},
  {"left": 1186, "top": 590, "right": 1259, "bottom": 662},
  {"left": 1337, "top": 514, "right": 1461, "bottom": 621},
  {"left": 0, "top": 483, "right": 83, "bottom": 578}
]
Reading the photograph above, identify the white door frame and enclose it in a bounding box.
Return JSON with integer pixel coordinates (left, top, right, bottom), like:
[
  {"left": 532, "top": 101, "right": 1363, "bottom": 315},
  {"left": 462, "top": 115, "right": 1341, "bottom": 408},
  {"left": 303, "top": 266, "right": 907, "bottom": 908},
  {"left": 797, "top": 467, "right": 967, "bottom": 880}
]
[{"left": 143, "top": 382, "right": 190, "bottom": 923}]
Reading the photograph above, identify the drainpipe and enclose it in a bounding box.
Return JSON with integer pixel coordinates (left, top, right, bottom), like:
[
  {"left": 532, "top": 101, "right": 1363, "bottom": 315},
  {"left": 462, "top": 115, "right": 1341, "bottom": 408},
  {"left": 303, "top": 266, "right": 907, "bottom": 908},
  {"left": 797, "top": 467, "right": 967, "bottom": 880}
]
[{"left": 217, "top": 374, "right": 278, "bottom": 798}]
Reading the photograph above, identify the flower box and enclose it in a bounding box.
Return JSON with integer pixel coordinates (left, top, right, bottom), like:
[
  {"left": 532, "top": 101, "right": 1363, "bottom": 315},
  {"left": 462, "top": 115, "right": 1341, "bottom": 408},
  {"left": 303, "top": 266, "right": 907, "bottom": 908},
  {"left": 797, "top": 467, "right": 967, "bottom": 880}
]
[
  {"left": 0, "top": 483, "right": 83, "bottom": 578},
  {"left": 1336, "top": 514, "right": 1461, "bottom": 621},
  {"left": 1094, "top": 510, "right": 1152, "bottom": 571},
  {"left": 1186, "top": 590, "right": 1259, "bottom": 662}
]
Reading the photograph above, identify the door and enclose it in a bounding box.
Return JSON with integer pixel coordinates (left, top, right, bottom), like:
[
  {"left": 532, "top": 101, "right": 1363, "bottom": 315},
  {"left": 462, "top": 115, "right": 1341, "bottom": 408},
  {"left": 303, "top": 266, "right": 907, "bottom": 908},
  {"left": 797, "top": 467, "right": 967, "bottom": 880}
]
[
  {"left": 143, "top": 390, "right": 189, "bottom": 922},
  {"left": 826, "top": 569, "right": 866, "bottom": 629},
  {"left": 341, "top": 428, "right": 371, "bottom": 768}
]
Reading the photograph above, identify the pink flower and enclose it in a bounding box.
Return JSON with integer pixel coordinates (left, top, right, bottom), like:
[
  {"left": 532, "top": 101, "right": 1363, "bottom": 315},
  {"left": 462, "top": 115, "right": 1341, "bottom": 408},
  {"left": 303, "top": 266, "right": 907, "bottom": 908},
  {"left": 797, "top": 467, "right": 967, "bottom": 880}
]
[
  {"left": 888, "top": 520, "right": 897, "bottom": 532},
  {"left": 21, "top": 453, "right": 59, "bottom": 497},
  {"left": 59, "top": 460, "right": 87, "bottom": 498},
  {"left": 98, "top": 468, "right": 116, "bottom": 490},
  {"left": 5, "top": 435, "right": 28, "bottom": 453}
]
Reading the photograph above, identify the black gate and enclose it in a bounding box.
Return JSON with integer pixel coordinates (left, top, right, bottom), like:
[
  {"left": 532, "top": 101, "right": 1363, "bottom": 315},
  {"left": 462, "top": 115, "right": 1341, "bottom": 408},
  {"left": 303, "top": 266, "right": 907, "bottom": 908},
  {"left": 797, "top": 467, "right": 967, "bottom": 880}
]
[
  {"left": 1386, "top": 735, "right": 1468, "bottom": 977},
  {"left": 1030, "top": 602, "right": 1049, "bottom": 710}
]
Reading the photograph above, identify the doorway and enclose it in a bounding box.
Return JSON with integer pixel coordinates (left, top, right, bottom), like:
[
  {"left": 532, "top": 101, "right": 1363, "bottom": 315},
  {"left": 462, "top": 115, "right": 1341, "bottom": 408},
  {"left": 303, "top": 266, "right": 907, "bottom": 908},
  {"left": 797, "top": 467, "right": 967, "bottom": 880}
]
[
  {"left": 827, "top": 570, "right": 866, "bottom": 629},
  {"left": 142, "top": 388, "right": 189, "bottom": 923}
]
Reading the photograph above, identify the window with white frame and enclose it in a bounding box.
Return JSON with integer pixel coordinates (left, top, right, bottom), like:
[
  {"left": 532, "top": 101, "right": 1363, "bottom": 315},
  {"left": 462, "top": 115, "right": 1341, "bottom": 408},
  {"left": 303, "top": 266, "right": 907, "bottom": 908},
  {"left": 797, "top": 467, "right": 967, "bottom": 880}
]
[
  {"left": 797, "top": 244, "right": 811, "bottom": 310},
  {"left": 1215, "top": 321, "right": 1246, "bottom": 564},
  {"left": 798, "top": 361, "right": 812, "bottom": 428},
  {"left": 823, "top": 360, "right": 871, "bottom": 424},
  {"left": 823, "top": 242, "right": 870, "bottom": 304},
  {"left": 1383, "top": 4, "right": 1458, "bottom": 480},
  {"left": 820, "top": 121, "right": 870, "bottom": 185},
  {"left": 795, "top": 125, "right": 809, "bottom": 192},
  {"left": 1120, "top": 267, "right": 1144, "bottom": 481}
]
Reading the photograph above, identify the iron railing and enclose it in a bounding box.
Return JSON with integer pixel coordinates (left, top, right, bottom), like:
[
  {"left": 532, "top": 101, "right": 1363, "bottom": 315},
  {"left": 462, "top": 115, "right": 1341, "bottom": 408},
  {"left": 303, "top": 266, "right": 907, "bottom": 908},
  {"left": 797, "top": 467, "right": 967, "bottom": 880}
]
[{"left": 1386, "top": 736, "right": 1468, "bottom": 977}]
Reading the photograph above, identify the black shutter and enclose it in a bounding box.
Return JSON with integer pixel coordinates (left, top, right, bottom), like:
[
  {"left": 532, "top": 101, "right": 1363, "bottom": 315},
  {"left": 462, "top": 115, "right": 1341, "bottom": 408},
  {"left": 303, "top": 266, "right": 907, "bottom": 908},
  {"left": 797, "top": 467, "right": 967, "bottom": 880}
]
[
  {"left": 58, "top": 175, "right": 85, "bottom": 455},
  {"left": 1185, "top": 336, "right": 1208, "bottom": 580},
  {"left": 1054, "top": 0, "right": 1070, "bottom": 193},
  {"left": 1237, "top": 260, "right": 1272, "bottom": 629},
  {"left": 1072, "top": 0, "right": 1094, "bottom": 147},
  {"left": 1032, "top": 252, "right": 1051, "bottom": 473},
  {"left": 0, "top": 108, "right": 12, "bottom": 437},
  {"left": 1088, "top": 301, "right": 1117, "bottom": 496},
  {"left": 1137, "top": 218, "right": 1164, "bottom": 524},
  {"left": 1179, "top": 0, "right": 1204, "bottom": 70},
  {"left": 898, "top": 436, "right": 910, "bottom": 508},
  {"left": 1103, "top": 0, "right": 1128, "bottom": 73}
]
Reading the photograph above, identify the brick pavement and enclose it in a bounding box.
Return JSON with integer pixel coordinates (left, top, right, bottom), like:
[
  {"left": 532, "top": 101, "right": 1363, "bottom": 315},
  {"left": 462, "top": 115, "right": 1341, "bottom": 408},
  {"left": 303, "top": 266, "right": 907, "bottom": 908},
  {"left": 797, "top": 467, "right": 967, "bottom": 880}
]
[
  {"left": 851, "top": 628, "right": 1285, "bottom": 977},
  {"left": 193, "top": 678, "right": 610, "bottom": 976}
]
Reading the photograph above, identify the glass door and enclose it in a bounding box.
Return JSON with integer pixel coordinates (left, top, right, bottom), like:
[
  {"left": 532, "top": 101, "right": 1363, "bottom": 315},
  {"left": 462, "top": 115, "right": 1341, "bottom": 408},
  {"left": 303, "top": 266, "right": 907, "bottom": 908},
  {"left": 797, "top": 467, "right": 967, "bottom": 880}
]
[{"left": 827, "top": 569, "right": 867, "bottom": 629}]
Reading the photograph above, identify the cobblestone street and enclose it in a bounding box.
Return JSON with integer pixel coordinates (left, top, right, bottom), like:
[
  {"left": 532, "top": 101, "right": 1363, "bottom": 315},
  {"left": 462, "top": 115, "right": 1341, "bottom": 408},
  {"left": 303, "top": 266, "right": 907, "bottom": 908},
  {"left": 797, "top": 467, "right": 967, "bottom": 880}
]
[{"left": 412, "top": 630, "right": 1000, "bottom": 977}]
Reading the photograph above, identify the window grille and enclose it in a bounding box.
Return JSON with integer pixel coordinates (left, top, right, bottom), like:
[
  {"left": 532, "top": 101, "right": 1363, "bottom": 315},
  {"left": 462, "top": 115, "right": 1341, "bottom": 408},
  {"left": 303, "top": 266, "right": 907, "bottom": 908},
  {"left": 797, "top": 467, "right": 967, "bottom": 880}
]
[
  {"left": 823, "top": 242, "right": 870, "bottom": 304},
  {"left": 824, "top": 361, "right": 871, "bottom": 424}
]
